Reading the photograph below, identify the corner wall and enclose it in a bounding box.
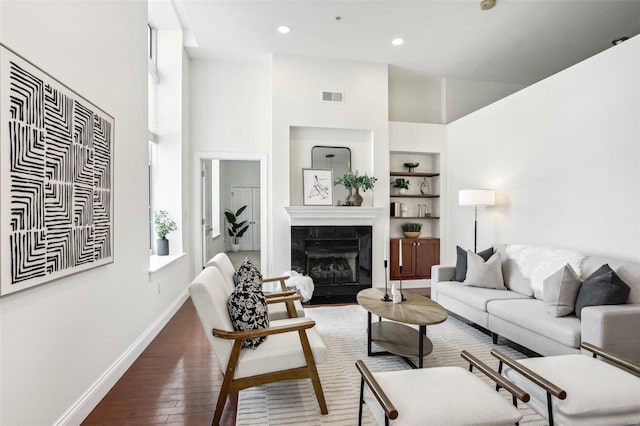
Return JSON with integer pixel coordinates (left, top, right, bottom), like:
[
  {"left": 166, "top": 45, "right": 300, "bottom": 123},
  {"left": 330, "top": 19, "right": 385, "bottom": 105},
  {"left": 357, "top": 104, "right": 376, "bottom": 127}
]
[
  {"left": 0, "top": 2, "right": 191, "bottom": 424},
  {"left": 446, "top": 36, "right": 640, "bottom": 263}
]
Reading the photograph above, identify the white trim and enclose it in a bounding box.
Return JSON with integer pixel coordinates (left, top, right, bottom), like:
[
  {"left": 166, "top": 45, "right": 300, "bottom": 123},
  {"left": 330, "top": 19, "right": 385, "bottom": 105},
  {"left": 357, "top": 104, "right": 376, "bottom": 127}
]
[
  {"left": 54, "top": 289, "right": 189, "bottom": 426},
  {"left": 148, "top": 252, "right": 187, "bottom": 276},
  {"left": 284, "top": 206, "right": 384, "bottom": 226}
]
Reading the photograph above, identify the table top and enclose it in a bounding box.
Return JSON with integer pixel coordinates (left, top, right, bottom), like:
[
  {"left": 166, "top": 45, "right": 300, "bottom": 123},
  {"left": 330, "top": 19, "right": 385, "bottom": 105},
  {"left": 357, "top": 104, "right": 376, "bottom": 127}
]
[{"left": 357, "top": 287, "right": 448, "bottom": 326}]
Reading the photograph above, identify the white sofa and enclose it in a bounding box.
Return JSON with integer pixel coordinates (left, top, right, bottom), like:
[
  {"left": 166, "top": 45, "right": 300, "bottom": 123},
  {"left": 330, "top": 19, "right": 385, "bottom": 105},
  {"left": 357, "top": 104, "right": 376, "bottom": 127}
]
[{"left": 432, "top": 245, "right": 640, "bottom": 363}]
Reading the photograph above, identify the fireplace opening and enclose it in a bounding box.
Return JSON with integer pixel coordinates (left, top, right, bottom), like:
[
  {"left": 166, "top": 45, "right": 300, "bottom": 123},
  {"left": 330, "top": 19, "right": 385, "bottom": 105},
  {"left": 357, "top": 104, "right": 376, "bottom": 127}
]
[{"left": 291, "top": 226, "right": 372, "bottom": 304}]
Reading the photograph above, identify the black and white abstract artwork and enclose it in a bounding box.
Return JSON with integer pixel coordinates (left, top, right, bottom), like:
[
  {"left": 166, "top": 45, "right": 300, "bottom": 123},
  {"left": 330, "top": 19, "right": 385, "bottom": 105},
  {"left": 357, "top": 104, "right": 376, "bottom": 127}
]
[{"left": 0, "top": 45, "right": 114, "bottom": 296}]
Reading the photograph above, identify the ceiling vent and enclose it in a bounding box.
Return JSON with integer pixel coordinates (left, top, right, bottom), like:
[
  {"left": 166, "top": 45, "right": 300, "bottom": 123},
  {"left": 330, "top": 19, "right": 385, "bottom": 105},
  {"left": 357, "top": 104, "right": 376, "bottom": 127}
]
[{"left": 321, "top": 91, "right": 344, "bottom": 104}]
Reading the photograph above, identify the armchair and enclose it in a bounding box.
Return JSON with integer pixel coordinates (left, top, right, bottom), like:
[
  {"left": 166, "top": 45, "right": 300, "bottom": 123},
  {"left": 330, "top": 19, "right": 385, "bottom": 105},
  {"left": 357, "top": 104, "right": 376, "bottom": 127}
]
[
  {"left": 493, "top": 343, "right": 640, "bottom": 426},
  {"left": 189, "top": 266, "right": 328, "bottom": 425},
  {"left": 206, "top": 252, "right": 305, "bottom": 319}
]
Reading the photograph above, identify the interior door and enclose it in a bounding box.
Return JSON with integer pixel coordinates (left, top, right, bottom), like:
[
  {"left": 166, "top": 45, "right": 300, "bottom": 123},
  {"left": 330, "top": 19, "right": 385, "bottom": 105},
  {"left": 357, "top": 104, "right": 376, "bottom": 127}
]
[{"left": 230, "top": 187, "right": 254, "bottom": 251}]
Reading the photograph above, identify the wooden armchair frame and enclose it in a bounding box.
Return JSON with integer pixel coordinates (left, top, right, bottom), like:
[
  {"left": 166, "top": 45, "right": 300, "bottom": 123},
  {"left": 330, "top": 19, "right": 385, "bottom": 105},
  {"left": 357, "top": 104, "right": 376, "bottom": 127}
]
[
  {"left": 210, "top": 318, "right": 327, "bottom": 425},
  {"left": 491, "top": 342, "right": 640, "bottom": 426},
  {"left": 356, "top": 351, "right": 529, "bottom": 426}
]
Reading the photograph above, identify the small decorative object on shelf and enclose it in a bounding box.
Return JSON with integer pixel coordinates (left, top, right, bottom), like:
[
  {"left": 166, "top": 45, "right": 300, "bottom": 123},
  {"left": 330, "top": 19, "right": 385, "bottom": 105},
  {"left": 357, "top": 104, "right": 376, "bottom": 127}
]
[
  {"left": 154, "top": 210, "right": 177, "bottom": 256},
  {"left": 404, "top": 162, "right": 419, "bottom": 173},
  {"left": 420, "top": 177, "right": 431, "bottom": 195},
  {"left": 400, "top": 204, "right": 408, "bottom": 217},
  {"left": 336, "top": 170, "right": 377, "bottom": 206},
  {"left": 401, "top": 222, "right": 422, "bottom": 238},
  {"left": 391, "top": 178, "right": 409, "bottom": 195}
]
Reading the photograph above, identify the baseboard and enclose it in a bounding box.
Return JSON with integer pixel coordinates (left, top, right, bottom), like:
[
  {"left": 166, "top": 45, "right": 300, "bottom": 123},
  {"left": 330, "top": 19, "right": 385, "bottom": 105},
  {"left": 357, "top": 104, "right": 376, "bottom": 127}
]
[{"left": 55, "top": 289, "right": 189, "bottom": 426}]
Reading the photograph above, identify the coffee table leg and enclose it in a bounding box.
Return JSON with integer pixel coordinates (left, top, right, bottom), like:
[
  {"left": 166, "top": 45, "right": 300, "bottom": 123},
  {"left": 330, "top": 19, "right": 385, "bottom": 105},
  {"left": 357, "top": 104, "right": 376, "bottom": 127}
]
[
  {"left": 419, "top": 325, "right": 426, "bottom": 368},
  {"left": 367, "top": 311, "right": 372, "bottom": 356}
]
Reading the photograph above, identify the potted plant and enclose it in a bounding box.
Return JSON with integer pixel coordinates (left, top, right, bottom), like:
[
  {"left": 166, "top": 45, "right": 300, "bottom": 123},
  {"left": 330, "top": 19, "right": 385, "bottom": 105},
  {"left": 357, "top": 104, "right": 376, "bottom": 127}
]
[
  {"left": 401, "top": 222, "right": 422, "bottom": 238},
  {"left": 335, "top": 170, "right": 378, "bottom": 206},
  {"left": 392, "top": 178, "right": 410, "bottom": 195},
  {"left": 225, "top": 205, "right": 250, "bottom": 252},
  {"left": 154, "top": 210, "right": 177, "bottom": 256}
]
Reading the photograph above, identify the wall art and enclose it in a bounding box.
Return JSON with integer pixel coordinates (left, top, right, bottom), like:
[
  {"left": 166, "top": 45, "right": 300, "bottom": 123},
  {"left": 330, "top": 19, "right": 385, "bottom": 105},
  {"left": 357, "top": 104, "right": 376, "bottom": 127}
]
[
  {"left": 302, "top": 168, "right": 333, "bottom": 206},
  {"left": 0, "top": 45, "right": 114, "bottom": 296}
]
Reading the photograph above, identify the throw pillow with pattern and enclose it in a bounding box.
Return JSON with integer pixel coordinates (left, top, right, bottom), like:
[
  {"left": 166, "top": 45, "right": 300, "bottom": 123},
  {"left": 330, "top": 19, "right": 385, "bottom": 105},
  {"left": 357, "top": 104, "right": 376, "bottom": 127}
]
[
  {"left": 227, "top": 281, "right": 269, "bottom": 349},
  {"left": 233, "top": 258, "right": 263, "bottom": 291}
]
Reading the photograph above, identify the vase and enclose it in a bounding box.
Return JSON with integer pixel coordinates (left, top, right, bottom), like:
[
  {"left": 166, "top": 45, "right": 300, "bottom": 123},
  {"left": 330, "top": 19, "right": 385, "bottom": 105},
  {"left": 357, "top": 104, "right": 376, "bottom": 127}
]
[
  {"left": 403, "top": 231, "right": 421, "bottom": 238},
  {"left": 398, "top": 188, "right": 407, "bottom": 195},
  {"left": 231, "top": 243, "right": 240, "bottom": 252},
  {"left": 157, "top": 238, "right": 169, "bottom": 256},
  {"left": 346, "top": 187, "right": 363, "bottom": 206}
]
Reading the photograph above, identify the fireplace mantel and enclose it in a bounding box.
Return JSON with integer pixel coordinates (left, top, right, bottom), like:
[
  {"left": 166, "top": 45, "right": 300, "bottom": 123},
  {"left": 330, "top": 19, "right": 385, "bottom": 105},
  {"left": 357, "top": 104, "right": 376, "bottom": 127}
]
[{"left": 284, "top": 206, "right": 385, "bottom": 226}]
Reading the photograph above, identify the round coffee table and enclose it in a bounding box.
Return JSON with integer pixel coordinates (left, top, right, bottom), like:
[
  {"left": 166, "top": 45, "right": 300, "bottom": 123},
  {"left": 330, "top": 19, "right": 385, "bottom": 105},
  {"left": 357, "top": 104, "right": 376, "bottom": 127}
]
[{"left": 357, "top": 287, "right": 448, "bottom": 368}]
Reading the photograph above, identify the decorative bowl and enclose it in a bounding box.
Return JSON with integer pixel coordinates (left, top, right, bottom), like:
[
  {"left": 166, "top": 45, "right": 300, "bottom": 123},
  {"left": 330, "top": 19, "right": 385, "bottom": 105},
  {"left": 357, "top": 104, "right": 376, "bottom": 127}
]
[
  {"left": 403, "top": 231, "right": 421, "bottom": 238},
  {"left": 403, "top": 162, "right": 419, "bottom": 172}
]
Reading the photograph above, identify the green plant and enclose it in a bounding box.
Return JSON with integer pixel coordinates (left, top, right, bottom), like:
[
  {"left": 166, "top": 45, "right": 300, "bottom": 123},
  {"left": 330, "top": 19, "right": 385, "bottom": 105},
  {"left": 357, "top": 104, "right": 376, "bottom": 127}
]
[
  {"left": 401, "top": 222, "right": 422, "bottom": 232},
  {"left": 154, "top": 210, "right": 177, "bottom": 239},
  {"left": 335, "top": 170, "right": 378, "bottom": 192},
  {"left": 392, "top": 178, "right": 409, "bottom": 190},
  {"left": 225, "top": 206, "right": 250, "bottom": 244}
]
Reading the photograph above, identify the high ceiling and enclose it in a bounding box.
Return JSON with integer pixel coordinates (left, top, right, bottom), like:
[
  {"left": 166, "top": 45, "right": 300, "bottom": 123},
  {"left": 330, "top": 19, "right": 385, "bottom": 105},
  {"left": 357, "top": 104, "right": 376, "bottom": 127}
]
[{"left": 179, "top": 0, "right": 640, "bottom": 85}]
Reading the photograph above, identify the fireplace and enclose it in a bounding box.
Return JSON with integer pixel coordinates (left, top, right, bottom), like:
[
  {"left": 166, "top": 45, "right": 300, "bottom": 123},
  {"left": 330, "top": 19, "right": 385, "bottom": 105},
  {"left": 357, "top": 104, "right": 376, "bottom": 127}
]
[{"left": 291, "top": 226, "right": 372, "bottom": 304}]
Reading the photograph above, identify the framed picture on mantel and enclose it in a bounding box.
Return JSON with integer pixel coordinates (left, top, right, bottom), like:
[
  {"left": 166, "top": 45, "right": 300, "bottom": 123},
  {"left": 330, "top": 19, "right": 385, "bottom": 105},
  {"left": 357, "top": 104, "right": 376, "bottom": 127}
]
[{"left": 302, "top": 168, "right": 333, "bottom": 206}]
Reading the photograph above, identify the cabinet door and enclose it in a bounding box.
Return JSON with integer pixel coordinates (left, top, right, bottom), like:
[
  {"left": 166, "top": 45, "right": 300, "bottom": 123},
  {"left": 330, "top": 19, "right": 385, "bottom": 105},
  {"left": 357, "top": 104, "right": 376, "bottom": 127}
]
[
  {"left": 390, "top": 239, "right": 416, "bottom": 279},
  {"left": 414, "top": 239, "right": 440, "bottom": 278}
]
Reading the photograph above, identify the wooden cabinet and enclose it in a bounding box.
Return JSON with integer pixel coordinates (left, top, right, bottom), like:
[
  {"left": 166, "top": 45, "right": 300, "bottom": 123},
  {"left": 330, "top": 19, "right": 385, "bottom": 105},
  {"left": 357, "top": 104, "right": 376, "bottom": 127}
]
[{"left": 389, "top": 238, "right": 440, "bottom": 280}]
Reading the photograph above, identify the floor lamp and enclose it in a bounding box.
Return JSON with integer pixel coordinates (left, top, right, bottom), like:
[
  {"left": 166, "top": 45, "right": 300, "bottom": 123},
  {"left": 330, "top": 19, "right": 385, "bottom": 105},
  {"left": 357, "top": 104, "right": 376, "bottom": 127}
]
[{"left": 459, "top": 189, "right": 495, "bottom": 253}]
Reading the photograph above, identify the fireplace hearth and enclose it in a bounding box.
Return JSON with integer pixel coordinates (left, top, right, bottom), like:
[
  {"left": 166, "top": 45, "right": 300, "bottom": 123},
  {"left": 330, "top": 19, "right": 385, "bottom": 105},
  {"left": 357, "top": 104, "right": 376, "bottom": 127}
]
[{"left": 291, "top": 226, "right": 372, "bottom": 304}]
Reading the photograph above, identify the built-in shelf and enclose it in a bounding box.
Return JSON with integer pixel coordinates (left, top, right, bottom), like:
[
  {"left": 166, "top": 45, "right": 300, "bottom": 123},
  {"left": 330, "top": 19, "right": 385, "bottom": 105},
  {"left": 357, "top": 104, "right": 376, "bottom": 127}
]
[
  {"left": 390, "top": 172, "right": 440, "bottom": 177},
  {"left": 390, "top": 216, "right": 440, "bottom": 220},
  {"left": 391, "top": 194, "right": 440, "bottom": 199}
]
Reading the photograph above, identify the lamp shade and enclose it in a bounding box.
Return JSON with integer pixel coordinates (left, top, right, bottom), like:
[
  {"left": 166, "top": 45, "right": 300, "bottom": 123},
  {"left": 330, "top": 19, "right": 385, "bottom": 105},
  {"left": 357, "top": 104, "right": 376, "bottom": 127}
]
[{"left": 459, "top": 189, "right": 495, "bottom": 206}]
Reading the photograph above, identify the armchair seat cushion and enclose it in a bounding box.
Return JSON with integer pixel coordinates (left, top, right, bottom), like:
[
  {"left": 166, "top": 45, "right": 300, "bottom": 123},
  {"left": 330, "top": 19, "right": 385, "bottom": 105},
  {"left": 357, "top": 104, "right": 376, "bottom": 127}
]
[
  {"left": 503, "top": 354, "right": 640, "bottom": 425},
  {"left": 364, "top": 366, "right": 521, "bottom": 426},
  {"left": 487, "top": 299, "right": 581, "bottom": 348},
  {"left": 437, "top": 281, "right": 529, "bottom": 312},
  {"left": 234, "top": 318, "right": 327, "bottom": 379}
]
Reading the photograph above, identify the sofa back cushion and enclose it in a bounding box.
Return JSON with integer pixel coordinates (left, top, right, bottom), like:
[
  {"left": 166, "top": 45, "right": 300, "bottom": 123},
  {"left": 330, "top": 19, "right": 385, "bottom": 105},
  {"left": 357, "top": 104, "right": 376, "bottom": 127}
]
[
  {"left": 581, "top": 257, "right": 640, "bottom": 304},
  {"left": 495, "top": 244, "right": 533, "bottom": 297}
]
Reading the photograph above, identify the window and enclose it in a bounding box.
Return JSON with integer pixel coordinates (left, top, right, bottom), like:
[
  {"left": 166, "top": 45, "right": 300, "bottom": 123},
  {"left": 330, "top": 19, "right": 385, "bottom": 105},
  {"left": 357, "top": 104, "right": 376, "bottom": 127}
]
[{"left": 148, "top": 24, "right": 158, "bottom": 252}]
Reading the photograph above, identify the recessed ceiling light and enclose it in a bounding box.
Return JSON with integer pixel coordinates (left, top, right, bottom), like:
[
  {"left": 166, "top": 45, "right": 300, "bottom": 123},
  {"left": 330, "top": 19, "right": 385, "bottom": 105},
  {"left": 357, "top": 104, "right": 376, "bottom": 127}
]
[
  {"left": 277, "top": 26, "right": 291, "bottom": 34},
  {"left": 392, "top": 38, "right": 404, "bottom": 46}
]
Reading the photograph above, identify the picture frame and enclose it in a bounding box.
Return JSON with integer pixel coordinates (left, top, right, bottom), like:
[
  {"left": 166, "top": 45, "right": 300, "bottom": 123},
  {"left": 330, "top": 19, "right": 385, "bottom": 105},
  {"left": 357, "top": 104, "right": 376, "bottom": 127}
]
[
  {"left": 0, "top": 44, "right": 115, "bottom": 296},
  {"left": 302, "top": 168, "right": 333, "bottom": 206}
]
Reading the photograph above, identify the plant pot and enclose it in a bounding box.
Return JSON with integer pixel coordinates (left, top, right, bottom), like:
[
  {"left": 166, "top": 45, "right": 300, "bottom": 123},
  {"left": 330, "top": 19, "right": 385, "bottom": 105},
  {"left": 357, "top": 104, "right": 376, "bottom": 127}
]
[
  {"left": 403, "top": 231, "right": 421, "bottom": 238},
  {"left": 346, "top": 187, "right": 363, "bottom": 207},
  {"left": 157, "top": 238, "right": 169, "bottom": 256},
  {"left": 398, "top": 188, "right": 407, "bottom": 195},
  {"left": 231, "top": 243, "right": 240, "bottom": 252}
]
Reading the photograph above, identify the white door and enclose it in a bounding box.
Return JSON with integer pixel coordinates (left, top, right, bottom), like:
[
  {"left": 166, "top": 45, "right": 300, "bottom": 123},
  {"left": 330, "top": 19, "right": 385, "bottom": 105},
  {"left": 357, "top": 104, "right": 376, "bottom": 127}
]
[
  {"left": 251, "top": 188, "right": 260, "bottom": 250},
  {"left": 230, "top": 187, "right": 257, "bottom": 251}
]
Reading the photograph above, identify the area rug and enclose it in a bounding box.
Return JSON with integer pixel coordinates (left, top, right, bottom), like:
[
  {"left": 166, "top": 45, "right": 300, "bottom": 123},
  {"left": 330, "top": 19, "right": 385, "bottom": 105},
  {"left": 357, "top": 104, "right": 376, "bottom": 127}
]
[{"left": 236, "top": 304, "right": 546, "bottom": 425}]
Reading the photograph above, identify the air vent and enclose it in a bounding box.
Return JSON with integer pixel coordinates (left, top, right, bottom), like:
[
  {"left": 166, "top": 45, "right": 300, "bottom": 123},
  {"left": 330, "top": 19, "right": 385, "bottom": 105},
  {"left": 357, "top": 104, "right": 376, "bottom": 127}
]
[{"left": 321, "top": 91, "right": 344, "bottom": 104}]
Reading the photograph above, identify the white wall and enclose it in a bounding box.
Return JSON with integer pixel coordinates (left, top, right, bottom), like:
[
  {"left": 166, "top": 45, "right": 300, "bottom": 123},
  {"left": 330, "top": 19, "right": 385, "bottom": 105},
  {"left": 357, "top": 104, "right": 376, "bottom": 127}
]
[
  {"left": 189, "top": 59, "right": 271, "bottom": 276},
  {"left": 444, "top": 77, "right": 525, "bottom": 123},
  {"left": 0, "top": 2, "right": 191, "bottom": 424},
  {"left": 272, "top": 55, "right": 389, "bottom": 279},
  {"left": 446, "top": 37, "right": 640, "bottom": 264},
  {"left": 388, "top": 69, "right": 443, "bottom": 123}
]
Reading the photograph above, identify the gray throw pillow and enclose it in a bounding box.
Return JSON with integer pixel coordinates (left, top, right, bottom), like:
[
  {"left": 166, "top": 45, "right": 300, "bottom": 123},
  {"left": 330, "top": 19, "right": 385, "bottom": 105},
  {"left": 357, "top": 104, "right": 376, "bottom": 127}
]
[
  {"left": 463, "top": 251, "right": 505, "bottom": 289},
  {"left": 454, "top": 246, "right": 494, "bottom": 282},
  {"left": 574, "top": 264, "right": 630, "bottom": 319},
  {"left": 543, "top": 264, "right": 582, "bottom": 317}
]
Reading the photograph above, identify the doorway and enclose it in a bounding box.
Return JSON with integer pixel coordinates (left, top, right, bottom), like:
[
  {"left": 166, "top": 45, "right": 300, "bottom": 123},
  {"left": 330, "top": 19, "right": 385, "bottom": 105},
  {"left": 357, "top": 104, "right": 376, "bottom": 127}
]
[{"left": 196, "top": 154, "right": 266, "bottom": 276}]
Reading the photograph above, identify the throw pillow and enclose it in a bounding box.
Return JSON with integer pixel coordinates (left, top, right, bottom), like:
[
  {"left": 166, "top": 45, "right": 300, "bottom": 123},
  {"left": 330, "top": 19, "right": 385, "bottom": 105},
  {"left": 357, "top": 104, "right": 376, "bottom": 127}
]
[
  {"left": 463, "top": 251, "right": 505, "bottom": 289},
  {"left": 574, "top": 264, "right": 630, "bottom": 319},
  {"left": 227, "top": 281, "right": 269, "bottom": 349},
  {"left": 234, "top": 258, "right": 263, "bottom": 291},
  {"left": 454, "top": 246, "right": 494, "bottom": 282},
  {"left": 543, "top": 264, "right": 582, "bottom": 317}
]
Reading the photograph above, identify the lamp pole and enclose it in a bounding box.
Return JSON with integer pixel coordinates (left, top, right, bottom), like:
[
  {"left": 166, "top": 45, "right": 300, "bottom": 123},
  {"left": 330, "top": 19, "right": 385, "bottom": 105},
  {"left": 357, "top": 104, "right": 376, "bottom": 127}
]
[{"left": 474, "top": 205, "right": 478, "bottom": 253}]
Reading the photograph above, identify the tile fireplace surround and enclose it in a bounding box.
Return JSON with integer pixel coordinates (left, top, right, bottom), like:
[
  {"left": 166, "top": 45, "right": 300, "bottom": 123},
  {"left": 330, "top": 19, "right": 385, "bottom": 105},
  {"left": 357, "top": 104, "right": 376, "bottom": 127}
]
[{"left": 285, "top": 206, "right": 384, "bottom": 303}]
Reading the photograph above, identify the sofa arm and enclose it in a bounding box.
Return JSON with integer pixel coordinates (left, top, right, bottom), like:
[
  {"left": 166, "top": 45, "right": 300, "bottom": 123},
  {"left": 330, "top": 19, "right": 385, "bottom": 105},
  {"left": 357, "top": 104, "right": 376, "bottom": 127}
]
[
  {"left": 581, "top": 304, "right": 640, "bottom": 364},
  {"left": 431, "top": 265, "right": 456, "bottom": 301}
]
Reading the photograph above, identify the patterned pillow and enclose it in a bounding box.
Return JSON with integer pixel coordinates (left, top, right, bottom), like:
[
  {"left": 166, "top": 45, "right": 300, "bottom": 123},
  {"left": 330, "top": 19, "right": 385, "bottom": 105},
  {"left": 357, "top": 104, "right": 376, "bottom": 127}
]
[
  {"left": 233, "top": 258, "right": 263, "bottom": 291},
  {"left": 228, "top": 258, "right": 269, "bottom": 349}
]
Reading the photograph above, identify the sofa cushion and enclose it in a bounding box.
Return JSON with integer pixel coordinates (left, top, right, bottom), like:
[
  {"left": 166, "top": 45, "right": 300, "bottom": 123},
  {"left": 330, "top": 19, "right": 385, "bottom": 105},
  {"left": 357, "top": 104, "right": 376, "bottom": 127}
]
[
  {"left": 544, "top": 264, "right": 582, "bottom": 317},
  {"left": 437, "top": 281, "right": 529, "bottom": 312},
  {"left": 487, "top": 299, "right": 581, "bottom": 348},
  {"left": 454, "top": 246, "right": 493, "bottom": 282},
  {"left": 574, "top": 264, "right": 630, "bottom": 319},
  {"left": 496, "top": 245, "right": 533, "bottom": 296},
  {"left": 464, "top": 251, "right": 505, "bottom": 290},
  {"left": 582, "top": 256, "right": 640, "bottom": 304}
]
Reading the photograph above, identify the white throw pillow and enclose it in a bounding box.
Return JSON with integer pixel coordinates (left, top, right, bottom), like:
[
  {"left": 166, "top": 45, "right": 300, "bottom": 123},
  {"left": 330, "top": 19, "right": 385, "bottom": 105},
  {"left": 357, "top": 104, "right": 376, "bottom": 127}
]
[
  {"left": 463, "top": 251, "right": 506, "bottom": 289},
  {"left": 543, "top": 263, "right": 582, "bottom": 317}
]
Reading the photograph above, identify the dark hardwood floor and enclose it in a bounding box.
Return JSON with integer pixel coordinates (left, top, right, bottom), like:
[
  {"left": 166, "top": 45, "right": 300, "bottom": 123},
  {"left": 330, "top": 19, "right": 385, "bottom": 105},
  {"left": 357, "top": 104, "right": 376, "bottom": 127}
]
[{"left": 82, "top": 288, "right": 430, "bottom": 425}]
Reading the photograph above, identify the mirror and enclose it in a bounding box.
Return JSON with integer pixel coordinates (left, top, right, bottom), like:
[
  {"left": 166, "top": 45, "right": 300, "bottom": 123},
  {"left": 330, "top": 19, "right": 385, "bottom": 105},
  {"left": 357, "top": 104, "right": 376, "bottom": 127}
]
[{"left": 311, "top": 146, "right": 351, "bottom": 206}]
